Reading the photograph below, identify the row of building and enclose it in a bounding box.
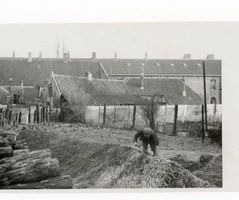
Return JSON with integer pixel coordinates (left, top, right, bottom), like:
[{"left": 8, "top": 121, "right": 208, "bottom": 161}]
[{"left": 0, "top": 52, "right": 221, "bottom": 115}]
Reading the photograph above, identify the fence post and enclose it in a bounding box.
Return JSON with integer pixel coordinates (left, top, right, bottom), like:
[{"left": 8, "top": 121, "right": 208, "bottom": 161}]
[
  {"left": 15, "top": 113, "right": 18, "bottom": 126},
  {"left": 3, "top": 108, "right": 6, "bottom": 127},
  {"left": 132, "top": 104, "right": 137, "bottom": 129},
  {"left": 201, "top": 104, "right": 205, "bottom": 143},
  {"left": 19, "top": 112, "right": 22, "bottom": 124},
  {"left": 28, "top": 106, "right": 30, "bottom": 123},
  {"left": 114, "top": 105, "right": 116, "bottom": 121},
  {"left": 103, "top": 104, "right": 106, "bottom": 125},
  {"left": 36, "top": 104, "right": 40, "bottom": 123},
  {"left": 172, "top": 104, "right": 178, "bottom": 136},
  {"left": 33, "top": 110, "right": 36, "bottom": 123},
  {"left": 46, "top": 105, "right": 48, "bottom": 123},
  {"left": 8, "top": 109, "right": 12, "bottom": 124},
  {"left": 98, "top": 105, "right": 101, "bottom": 124}
]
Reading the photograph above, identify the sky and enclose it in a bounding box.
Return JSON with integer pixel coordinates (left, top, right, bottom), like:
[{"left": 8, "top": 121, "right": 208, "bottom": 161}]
[{"left": 0, "top": 22, "right": 238, "bottom": 60}]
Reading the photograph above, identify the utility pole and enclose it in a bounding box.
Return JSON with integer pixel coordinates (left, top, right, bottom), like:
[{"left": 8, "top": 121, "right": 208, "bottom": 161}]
[{"left": 203, "top": 61, "right": 208, "bottom": 131}]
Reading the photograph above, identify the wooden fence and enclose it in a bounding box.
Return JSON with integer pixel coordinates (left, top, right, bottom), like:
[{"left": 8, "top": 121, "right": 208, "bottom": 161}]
[
  {"left": 0, "top": 104, "right": 60, "bottom": 127},
  {"left": 85, "top": 104, "right": 222, "bottom": 135}
]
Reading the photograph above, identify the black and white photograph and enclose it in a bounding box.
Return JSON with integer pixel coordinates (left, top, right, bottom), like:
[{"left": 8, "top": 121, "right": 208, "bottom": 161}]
[{"left": 0, "top": 22, "right": 223, "bottom": 189}]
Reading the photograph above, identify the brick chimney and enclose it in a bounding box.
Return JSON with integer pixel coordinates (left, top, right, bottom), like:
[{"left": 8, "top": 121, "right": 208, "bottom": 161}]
[
  {"left": 183, "top": 54, "right": 191, "bottom": 59},
  {"left": 63, "top": 52, "right": 68, "bottom": 63},
  {"left": 206, "top": 54, "right": 214, "bottom": 59},
  {"left": 114, "top": 52, "right": 117, "bottom": 60},
  {"left": 144, "top": 52, "right": 148, "bottom": 60},
  {"left": 92, "top": 52, "right": 96, "bottom": 60},
  {"left": 85, "top": 72, "right": 93, "bottom": 81},
  {"left": 28, "top": 52, "right": 32, "bottom": 62},
  {"left": 12, "top": 51, "right": 15, "bottom": 59},
  {"left": 67, "top": 51, "right": 70, "bottom": 60},
  {"left": 140, "top": 66, "right": 144, "bottom": 90}
]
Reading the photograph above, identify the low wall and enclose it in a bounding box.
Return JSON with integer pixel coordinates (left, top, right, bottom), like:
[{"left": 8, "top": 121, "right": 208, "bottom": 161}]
[{"left": 85, "top": 104, "right": 222, "bottom": 133}]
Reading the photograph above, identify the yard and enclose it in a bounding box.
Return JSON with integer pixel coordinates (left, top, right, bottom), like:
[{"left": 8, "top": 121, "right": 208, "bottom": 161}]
[{"left": 16, "top": 123, "right": 222, "bottom": 188}]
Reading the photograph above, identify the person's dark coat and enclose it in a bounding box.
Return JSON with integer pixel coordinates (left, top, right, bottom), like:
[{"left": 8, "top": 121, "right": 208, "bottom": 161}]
[{"left": 134, "top": 128, "right": 159, "bottom": 156}]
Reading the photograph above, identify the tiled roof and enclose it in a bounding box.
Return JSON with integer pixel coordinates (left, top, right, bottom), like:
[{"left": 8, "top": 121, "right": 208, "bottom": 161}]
[
  {"left": 54, "top": 74, "right": 203, "bottom": 105},
  {"left": 0, "top": 86, "right": 40, "bottom": 104},
  {"left": 0, "top": 57, "right": 221, "bottom": 87},
  {"left": 0, "top": 87, "right": 8, "bottom": 104},
  {"left": 0, "top": 58, "right": 103, "bottom": 86},
  {"left": 99, "top": 59, "right": 221, "bottom": 76},
  {"left": 54, "top": 74, "right": 137, "bottom": 105},
  {"left": 126, "top": 78, "right": 203, "bottom": 105}
]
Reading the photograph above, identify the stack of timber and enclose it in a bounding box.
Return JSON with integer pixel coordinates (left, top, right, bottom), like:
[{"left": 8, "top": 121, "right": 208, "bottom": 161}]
[{"left": 0, "top": 129, "right": 73, "bottom": 189}]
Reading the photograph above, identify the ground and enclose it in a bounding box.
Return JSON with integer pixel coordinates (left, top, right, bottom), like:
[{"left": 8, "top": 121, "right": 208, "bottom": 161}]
[{"left": 16, "top": 123, "right": 222, "bottom": 188}]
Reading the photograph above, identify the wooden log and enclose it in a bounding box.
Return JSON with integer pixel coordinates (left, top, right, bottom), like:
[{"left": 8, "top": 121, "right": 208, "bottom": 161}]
[
  {"left": 0, "top": 137, "right": 9, "bottom": 147},
  {"left": 5, "top": 157, "right": 60, "bottom": 185},
  {"left": 0, "top": 146, "right": 13, "bottom": 159},
  {"left": 0, "top": 130, "right": 18, "bottom": 145},
  {"left": 0, "top": 149, "right": 52, "bottom": 166},
  {"left": 4, "top": 175, "right": 73, "bottom": 189},
  {"left": 13, "top": 149, "right": 30, "bottom": 156},
  {"left": 13, "top": 139, "right": 28, "bottom": 150}
]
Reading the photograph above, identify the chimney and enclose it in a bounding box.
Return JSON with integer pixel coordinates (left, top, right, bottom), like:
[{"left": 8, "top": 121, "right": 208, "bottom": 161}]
[
  {"left": 144, "top": 52, "right": 148, "bottom": 60},
  {"left": 114, "top": 52, "right": 117, "bottom": 60},
  {"left": 140, "top": 66, "right": 144, "bottom": 90},
  {"left": 183, "top": 54, "right": 191, "bottom": 59},
  {"left": 67, "top": 51, "right": 70, "bottom": 60},
  {"left": 206, "top": 54, "right": 214, "bottom": 59},
  {"left": 39, "top": 51, "right": 42, "bottom": 59},
  {"left": 28, "top": 52, "right": 32, "bottom": 62},
  {"left": 86, "top": 72, "right": 92, "bottom": 81},
  {"left": 92, "top": 52, "right": 96, "bottom": 60},
  {"left": 12, "top": 51, "right": 15, "bottom": 59},
  {"left": 63, "top": 52, "right": 68, "bottom": 63}
]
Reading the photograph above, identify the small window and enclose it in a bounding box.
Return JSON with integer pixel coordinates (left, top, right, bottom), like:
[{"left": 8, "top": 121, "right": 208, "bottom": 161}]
[
  {"left": 170, "top": 63, "right": 175, "bottom": 66},
  {"left": 183, "top": 63, "right": 187, "bottom": 67},
  {"left": 48, "top": 86, "right": 53, "bottom": 97},
  {"left": 210, "top": 79, "right": 217, "bottom": 90},
  {"left": 211, "top": 97, "right": 217, "bottom": 104},
  {"left": 156, "top": 63, "right": 160, "bottom": 66},
  {"left": 126, "top": 63, "right": 131, "bottom": 66},
  {"left": 141, "top": 63, "right": 145, "bottom": 66},
  {"left": 13, "top": 94, "right": 20, "bottom": 104},
  {"left": 197, "top": 63, "right": 201, "bottom": 67}
]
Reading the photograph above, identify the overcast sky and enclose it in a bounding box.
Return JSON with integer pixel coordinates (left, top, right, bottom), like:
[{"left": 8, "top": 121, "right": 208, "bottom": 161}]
[{"left": 0, "top": 22, "right": 238, "bottom": 60}]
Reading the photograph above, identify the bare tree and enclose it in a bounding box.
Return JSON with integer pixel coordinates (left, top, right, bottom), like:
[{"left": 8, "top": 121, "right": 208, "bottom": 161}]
[
  {"left": 65, "top": 88, "right": 90, "bottom": 123},
  {"left": 140, "top": 94, "right": 164, "bottom": 131}
]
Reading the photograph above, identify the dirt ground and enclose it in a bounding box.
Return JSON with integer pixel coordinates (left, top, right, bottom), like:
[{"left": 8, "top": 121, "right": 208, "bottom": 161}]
[{"left": 16, "top": 123, "right": 222, "bottom": 188}]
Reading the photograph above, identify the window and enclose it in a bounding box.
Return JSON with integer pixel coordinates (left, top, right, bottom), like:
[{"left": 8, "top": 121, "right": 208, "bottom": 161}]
[
  {"left": 210, "top": 79, "right": 217, "bottom": 90},
  {"left": 48, "top": 85, "right": 53, "bottom": 97},
  {"left": 13, "top": 94, "right": 20, "bottom": 104},
  {"left": 211, "top": 97, "right": 217, "bottom": 113},
  {"left": 211, "top": 97, "right": 217, "bottom": 104}
]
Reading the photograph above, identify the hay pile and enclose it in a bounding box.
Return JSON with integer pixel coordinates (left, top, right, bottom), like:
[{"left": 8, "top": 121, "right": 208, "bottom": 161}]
[
  {"left": 193, "top": 154, "right": 222, "bottom": 187},
  {"left": 95, "top": 151, "right": 211, "bottom": 188}
]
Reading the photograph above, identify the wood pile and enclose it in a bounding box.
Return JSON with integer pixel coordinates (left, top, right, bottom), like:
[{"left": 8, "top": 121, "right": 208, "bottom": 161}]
[{"left": 0, "top": 129, "right": 73, "bottom": 189}]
